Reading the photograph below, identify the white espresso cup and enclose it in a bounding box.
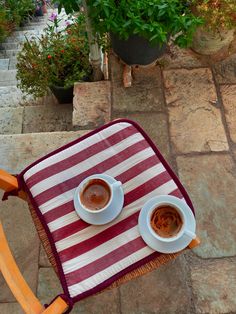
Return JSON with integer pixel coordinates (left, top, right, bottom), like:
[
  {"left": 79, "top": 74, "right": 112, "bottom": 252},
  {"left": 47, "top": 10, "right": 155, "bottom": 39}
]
[
  {"left": 145, "top": 196, "right": 200, "bottom": 250},
  {"left": 77, "top": 174, "right": 122, "bottom": 214}
]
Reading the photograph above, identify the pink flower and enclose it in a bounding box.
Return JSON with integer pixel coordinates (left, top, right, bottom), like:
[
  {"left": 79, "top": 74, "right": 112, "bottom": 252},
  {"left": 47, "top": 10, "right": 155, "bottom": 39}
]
[
  {"left": 49, "top": 12, "right": 57, "bottom": 22},
  {"left": 65, "top": 21, "right": 71, "bottom": 26}
]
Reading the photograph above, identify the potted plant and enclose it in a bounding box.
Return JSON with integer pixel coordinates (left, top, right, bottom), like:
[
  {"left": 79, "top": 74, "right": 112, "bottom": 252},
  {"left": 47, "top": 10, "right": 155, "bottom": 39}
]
[
  {"left": 34, "top": 0, "right": 44, "bottom": 16},
  {"left": 86, "top": 0, "right": 202, "bottom": 65},
  {"left": 16, "top": 13, "right": 92, "bottom": 104},
  {"left": 191, "top": 0, "right": 236, "bottom": 55}
]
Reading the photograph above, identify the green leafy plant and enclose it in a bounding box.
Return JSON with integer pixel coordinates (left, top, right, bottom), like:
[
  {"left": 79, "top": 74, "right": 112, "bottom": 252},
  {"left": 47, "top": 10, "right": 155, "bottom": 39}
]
[
  {"left": 16, "top": 13, "right": 92, "bottom": 98},
  {"left": 86, "top": 0, "right": 203, "bottom": 47},
  {"left": 0, "top": 0, "right": 35, "bottom": 43},
  {"left": 52, "top": 0, "right": 82, "bottom": 14},
  {"left": 191, "top": 0, "right": 236, "bottom": 31}
]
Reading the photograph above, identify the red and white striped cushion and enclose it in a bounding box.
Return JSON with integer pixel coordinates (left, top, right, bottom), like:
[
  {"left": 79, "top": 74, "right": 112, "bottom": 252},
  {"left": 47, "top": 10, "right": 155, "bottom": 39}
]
[{"left": 21, "top": 120, "right": 193, "bottom": 301}]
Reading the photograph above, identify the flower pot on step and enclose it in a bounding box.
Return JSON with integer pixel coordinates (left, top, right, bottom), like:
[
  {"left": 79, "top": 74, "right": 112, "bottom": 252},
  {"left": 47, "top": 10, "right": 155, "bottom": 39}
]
[
  {"left": 191, "top": 27, "right": 235, "bottom": 55},
  {"left": 50, "top": 85, "right": 74, "bottom": 104},
  {"left": 110, "top": 33, "right": 167, "bottom": 66}
]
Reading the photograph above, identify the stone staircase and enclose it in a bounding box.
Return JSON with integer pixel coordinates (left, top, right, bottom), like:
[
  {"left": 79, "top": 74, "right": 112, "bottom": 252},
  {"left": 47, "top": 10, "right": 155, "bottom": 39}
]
[{"left": 0, "top": 8, "right": 76, "bottom": 137}]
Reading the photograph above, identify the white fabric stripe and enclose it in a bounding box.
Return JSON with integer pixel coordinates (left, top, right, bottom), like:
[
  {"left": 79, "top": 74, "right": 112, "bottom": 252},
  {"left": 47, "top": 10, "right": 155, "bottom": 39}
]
[
  {"left": 55, "top": 180, "right": 177, "bottom": 252},
  {"left": 48, "top": 161, "right": 163, "bottom": 232},
  {"left": 24, "top": 122, "right": 131, "bottom": 181},
  {"left": 68, "top": 246, "right": 153, "bottom": 297},
  {"left": 30, "top": 132, "right": 144, "bottom": 197},
  {"left": 40, "top": 147, "right": 154, "bottom": 215},
  {"left": 62, "top": 226, "right": 140, "bottom": 274}
]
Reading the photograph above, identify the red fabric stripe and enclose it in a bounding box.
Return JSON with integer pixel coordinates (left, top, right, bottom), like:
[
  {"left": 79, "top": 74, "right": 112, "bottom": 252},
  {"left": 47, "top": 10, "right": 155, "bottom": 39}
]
[
  {"left": 115, "top": 155, "right": 158, "bottom": 184},
  {"left": 65, "top": 237, "right": 145, "bottom": 286},
  {"left": 44, "top": 200, "right": 74, "bottom": 224},
  {"left": 58, "top": 171, "right": 171, "bottom": 263},
  {"left": 60, "top": 212, "right": 139, "bottom": 263},
  {"left": 35, "top": 139, "right": 149, "bottom": 206},
  {"left": 54, "top": 219, "right": 89, "bottom": 243},
  {"left": 26, "top": 125, "right": 136, "bottom": 188},
  {"left": 123, "top": 171, "right": 171, "bottom": 207},
  {"left": 44, "top": 154, "right": 158, "bottom": 225}
]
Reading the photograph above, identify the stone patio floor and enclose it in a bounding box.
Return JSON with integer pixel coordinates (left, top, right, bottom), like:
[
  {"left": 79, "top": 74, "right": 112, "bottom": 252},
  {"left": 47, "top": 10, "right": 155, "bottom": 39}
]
[{"left": 0, "top": 19, "right": 236, "bottom": 314}]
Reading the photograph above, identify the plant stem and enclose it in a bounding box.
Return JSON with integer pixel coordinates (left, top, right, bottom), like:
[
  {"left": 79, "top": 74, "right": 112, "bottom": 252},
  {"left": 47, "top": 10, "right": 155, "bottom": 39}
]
[{"left": 82, "top": 0, "right": 104, "bottom": 81}]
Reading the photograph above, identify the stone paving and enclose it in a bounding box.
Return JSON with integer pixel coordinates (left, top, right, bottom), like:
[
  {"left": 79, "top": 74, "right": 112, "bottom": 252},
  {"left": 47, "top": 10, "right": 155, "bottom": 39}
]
[{"left": 0, "top": 18, "right": 236, "bottom": 314}]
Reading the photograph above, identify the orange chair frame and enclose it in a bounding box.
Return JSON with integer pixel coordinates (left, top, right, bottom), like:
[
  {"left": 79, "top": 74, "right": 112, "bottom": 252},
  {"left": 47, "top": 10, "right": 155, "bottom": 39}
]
[{"left": 0, "top": 169, "right": 69, "bottom": 314}]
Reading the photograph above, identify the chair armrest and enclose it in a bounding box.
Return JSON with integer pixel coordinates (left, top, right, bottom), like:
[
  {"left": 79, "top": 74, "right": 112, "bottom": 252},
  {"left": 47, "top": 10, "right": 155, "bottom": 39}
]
[
  {"left": 0, "top": 221, "right": 44, "bottom": 314},
  {"left": 0, "top": 222, "right": 69, "bottom": 314},
  {"left": 0, "top": 169, "right": 18, "bottom": 192}
]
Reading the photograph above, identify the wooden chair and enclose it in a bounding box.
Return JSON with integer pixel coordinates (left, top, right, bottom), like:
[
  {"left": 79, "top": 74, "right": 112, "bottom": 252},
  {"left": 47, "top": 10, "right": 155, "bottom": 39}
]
[{"left": 0, "top": 169, "right": 69, "bottom": 314}]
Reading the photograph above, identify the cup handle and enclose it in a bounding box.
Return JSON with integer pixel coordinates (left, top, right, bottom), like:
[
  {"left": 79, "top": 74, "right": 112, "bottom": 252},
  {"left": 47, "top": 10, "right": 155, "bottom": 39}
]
[
  {"left": 185, "top": 230, "right": 201, "bottom": 249},
  {"left": 112, "top": 181, "right": 122, "bottom": 189}
]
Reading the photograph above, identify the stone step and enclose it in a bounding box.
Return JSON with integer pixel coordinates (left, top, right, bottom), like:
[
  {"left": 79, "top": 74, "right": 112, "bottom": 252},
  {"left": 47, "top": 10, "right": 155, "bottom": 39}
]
[
  {"left": 0, "top": 86, "right": 34, "bottom": 107},
  {"left": 0, "top": 130, "right": 88, "bottom": 173},
  {"left": 0, "top": 42, "right": 21, "bottom": 50},
  {"left": 0, "top": 59, "right": 10, "bottom": 70},
  {"left": 8, "top": 57, "right": 18, "bottom": 70},
  {"left": 3, "top": 50, "right": 20, "bottom": 58},
  {"left": 0, "top": 70, "right": 17, "bottom": 85},
  {"left": 22, "top": 103, "right": 73, "bottom": 133},
  {"left": 73, "top": 81, "right": 111, "bottom": 128},
  {"left": 12, "top": 29, "right": 40, "bottom": 38}
]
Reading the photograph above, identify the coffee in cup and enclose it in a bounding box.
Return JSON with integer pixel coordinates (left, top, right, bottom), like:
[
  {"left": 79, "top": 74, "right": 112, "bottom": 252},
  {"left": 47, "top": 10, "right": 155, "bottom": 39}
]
[
  {"left": 150, "top": 206, "right": 183, "bottom": 238},
  {"left": 80, "top": 178, "right": 111, "bottom": 211}
]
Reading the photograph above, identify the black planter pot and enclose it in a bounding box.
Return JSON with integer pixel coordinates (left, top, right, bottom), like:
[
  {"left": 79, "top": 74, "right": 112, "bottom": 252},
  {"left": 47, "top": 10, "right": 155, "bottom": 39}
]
[
  {"left": 110, "top": 33, "right": 167, "bottom": 66},
  {"left": 34, "top": 6, "right": 43, "bottom": 17},
  {"left": 50, "top": 85, "right": 74, "bottom": 104}
]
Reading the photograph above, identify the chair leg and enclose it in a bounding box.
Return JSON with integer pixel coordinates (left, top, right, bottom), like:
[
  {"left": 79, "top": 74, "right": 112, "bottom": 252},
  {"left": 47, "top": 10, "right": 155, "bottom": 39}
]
[
  {"left": 0, "top": 221, "right": 44, "bottom": 313},
  {"left": 0, "top": 222, "right": 68, "bottom": 314}
]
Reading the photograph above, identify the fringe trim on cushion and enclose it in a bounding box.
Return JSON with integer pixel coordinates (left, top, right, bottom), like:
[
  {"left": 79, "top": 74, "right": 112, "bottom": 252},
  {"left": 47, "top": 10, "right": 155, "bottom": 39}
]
[{"left": 26, "top": 195, "right": 59, "bottom": 275}]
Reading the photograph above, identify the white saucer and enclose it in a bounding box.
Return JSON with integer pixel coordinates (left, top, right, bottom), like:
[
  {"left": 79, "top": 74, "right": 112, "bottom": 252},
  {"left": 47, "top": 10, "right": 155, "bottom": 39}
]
[
  {"left": 74, "top": 174, "right": 124, "bottom": 225},
  {"left": 138, "top": 195, "right": 196, "bottom": 253}
]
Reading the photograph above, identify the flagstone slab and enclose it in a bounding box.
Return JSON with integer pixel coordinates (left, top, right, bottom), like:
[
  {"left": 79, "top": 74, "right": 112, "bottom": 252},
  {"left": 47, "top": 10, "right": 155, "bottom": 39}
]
[
  {"left": 214, "top": 54, "right": 236, "bottom": 84},
  {"left": 191, "top": 259, "right": 236, "bottom": 313},
  {"left": 0, "top": 107, "right": 23, "bottom": 134},
  {"left": 0, "top": 193, "right": 40, "bottom": 302},
  {"left": 120, "top": 256, "right": 191, "bottom": 314},
  {"left": 23, "top": 104, "right": 73, "bottom": 133},
  {"left": 177, "top": 154, "right": 236, "bottom": 258},
  {"left": 73, "top": 81, "right": 111, "bottom": 128},
  {"left": 220, "top": 85, "right": 236, "bottom": 143},
  {"left": 164, "top": 68, "right": 229, "bottom": 153},
  {"left": 0, "top": 131, "right": 88, "bottom": 174},
  {"left": 39, "top": 244, "right": 51, "bottom": 267},
  {"left": 0, "top": 303, "right": 23, "bottom": 314},
  {"left": 160, "top": 45, "right": 208, "bottom": 69},
  {"left": 110, "top": 54, "right": 165, "bottom": 113},
  {"left": 112, "top": 112, "right": 172, "bottom": 166},
  {"left": 37, "top": 268, "right": 120, "bottom": 314}
]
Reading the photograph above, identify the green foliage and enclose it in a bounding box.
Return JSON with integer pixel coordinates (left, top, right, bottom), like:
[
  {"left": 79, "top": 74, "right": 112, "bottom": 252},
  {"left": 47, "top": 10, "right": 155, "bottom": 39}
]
[
  {"left": 0, "top": 6, "right": 10, "bottom": 42},
  {"left": 51, "top": 0, "right": 82, "bottom": 14},
  {"left": 0, "top": 0, "right": 34, "bottom": 42},
  {"left": 191, "top": 0, "right": 236, "bottom": 31},
  {"left": 86, "top": 0, "right": 203, "bottom": 47},
  {"left": 16, "top": 15, "right": 92, "bottom": 98}
]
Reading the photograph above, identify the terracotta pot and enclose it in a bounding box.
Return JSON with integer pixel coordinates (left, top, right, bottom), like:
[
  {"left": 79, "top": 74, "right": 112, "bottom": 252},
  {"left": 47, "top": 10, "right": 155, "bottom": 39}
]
[{"left": 191, "top": 27, "right": 235, "bottom": 55}]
